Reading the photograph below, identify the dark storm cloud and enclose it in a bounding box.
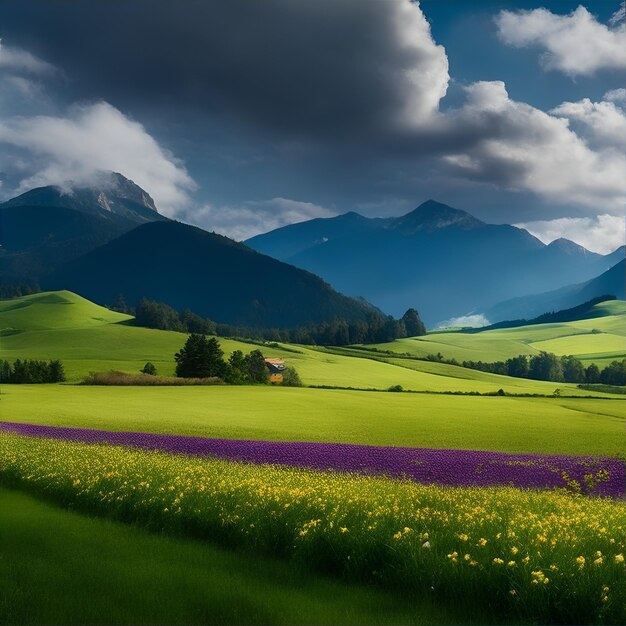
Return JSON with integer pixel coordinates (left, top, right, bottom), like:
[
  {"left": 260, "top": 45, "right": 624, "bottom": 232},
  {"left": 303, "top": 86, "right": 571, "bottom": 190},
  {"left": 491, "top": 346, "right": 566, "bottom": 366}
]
[
  {"left": 0, "top": 0, "right": 624, "bottom": 235},
  {"left": 0, "top": 0, "right": 447, "bottom": 140}
]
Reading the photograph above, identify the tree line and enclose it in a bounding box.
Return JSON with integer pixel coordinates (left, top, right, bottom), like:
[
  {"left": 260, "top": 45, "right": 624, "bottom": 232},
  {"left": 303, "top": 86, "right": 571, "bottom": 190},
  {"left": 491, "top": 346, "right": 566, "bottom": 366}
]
[
  {"left": 0, "top": 359, "right": 66, "bottom": 383},
  {"left": 174, "top": 334, "right": 302, "bottom": 386},
  {"left": 427, "top": 351, "right": 626, "bottom": 385},
  {"left": 116, "top": 297, "right": 427, "bottom": 346}
]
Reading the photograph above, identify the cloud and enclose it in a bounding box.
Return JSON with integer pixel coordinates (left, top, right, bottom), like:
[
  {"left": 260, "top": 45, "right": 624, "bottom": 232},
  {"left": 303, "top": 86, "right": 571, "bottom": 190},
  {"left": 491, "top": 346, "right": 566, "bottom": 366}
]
[
  {"left": 441, "top": 82, "right": 626, "bottom": 212},
  {"left": 437, "top": 313, "right": 490, "bottom": 329},
  {"left": 0, "top": 0, "right": 448, "bottom": 140},
  {"left": 609, "top": 1, "right": 626, "bottom": 27},
  {"left": 495, "top": 5, "right": 626, "bottom": 76},
  {"left": 515, "top": 214, "right": 625, "bottom": 254},
  {"left": 604, "top": 87, "right": 626, "bottom": 103},
  {"left": 550, "top": 97, "right": 626, "bottom": 149},
  {"left": 0, "top": 39, "right": 54, "bottom": 75},
  {"left": 0, "top": 101, "right": 195, "bottom": 214},
  {"left": 186, "top": 197, "right": 334, "bottom": 241}
]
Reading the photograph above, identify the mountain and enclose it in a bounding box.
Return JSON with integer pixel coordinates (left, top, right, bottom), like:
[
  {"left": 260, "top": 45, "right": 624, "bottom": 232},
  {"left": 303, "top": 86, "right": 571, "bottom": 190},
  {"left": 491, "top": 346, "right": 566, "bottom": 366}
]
[
  {"left": 0, "top": 173, "right": 165, "bottom": 285},
  {"left": 246, "top": 200, "right": 614, "bottom": 326},
  {"left": 45, "top": 220, "right": 380, "bottom": 328},
  {"left": 0, "top": 172, "right": 165, "bottom": 225},
  {"left": 484, "top": 259, "right": 625, "bottom": 322},
  {"left": 0, "top": 206, "right": 137, "bottom": 284}
]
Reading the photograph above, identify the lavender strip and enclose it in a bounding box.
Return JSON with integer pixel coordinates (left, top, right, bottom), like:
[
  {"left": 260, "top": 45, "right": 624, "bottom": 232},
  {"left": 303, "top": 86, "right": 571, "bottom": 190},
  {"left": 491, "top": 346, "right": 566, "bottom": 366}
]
[{"left": 1, "top": 421, "right": 624, "bottom": 498}]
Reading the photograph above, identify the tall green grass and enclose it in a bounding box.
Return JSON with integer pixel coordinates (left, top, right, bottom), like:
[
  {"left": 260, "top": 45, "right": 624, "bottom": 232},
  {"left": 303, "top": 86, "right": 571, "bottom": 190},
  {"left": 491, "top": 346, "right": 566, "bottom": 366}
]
[
  {"left": 2, "top": 433, "right": 625, "bottom": 624},
  {"left": 1, "top": 489, "right": 464, "bottom": 625}
]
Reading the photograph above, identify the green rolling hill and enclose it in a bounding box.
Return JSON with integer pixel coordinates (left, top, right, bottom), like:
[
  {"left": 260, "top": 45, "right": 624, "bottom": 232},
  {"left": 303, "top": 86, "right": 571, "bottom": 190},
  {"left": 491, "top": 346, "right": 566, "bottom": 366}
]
[
  {"left": 366, "top": 300, "right": 626, "bottom": 367},
  {"left": 1, "top": 290, "right": 625, "bottom": 458},
  {"left": 0, "top": 290, "right": 622, "bottom": 396}
]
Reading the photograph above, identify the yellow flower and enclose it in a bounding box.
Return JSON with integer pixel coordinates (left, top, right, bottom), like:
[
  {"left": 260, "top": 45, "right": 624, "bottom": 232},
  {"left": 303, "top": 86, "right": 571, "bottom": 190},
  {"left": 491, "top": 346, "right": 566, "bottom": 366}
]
[
  {"left": 511, "top": 546, "right": 519, "bottom": 555},
  {"left": 393, "top": 531, "right": 403, "bottom": 540},
  {"left": 493, "top": 558, "right": 504, "bottom": 565},
  {"left": 478, "top": 538, "right": 488, "bottom": 547},
  {"left": 507, "top": 561, "right": 516, "bottom": 567},
  {"left": 340, "top": 527, "right": 348, "bottom": 534},
  {"left": 458, "top": 533, "right": 469, "bottom": 542},
  {"left": 615, "top": 554, "right": 624, "bottom": 564},
  {"left": 594, "top": 556, "right": 603, "bottom": 566},
  {"left": 576, "top": 556, "right": 585, "bottom": 569}
]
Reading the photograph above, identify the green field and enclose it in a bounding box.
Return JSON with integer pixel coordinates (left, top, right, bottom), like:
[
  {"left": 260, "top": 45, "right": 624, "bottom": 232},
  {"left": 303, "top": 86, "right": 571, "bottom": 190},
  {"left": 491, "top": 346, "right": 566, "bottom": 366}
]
[
  {"left": 368, "top": 300, "right": 626, "bottom": 365},
  {"left": 3, "top": 384, "right": 625, "bottom": 457},
  {"left": 0, "top": 290, "right": 620, "bottom": 397},
  {"left": 1, "top": 489, "right": 468, "bottom": 625},
  {"left": 2, "top": 290, "right": 626, "bottom": 625}
]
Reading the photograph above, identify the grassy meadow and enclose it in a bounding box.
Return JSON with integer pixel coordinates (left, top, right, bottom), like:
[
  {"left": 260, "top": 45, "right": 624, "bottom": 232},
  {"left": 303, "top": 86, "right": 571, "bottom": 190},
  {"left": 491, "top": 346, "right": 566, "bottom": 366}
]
[
  {"left": 0, "top": 290, "right": 622, "bottom": 396},
  {"left": 2, "top": 384, "right": 625, "bottom": 457},
  {"left": 1, "top": 290, "right": 626, "bottom": 624},
  {"left": 1, "top": 489, "right": 464, "bottom": 626},
  {"left": 367, "top": 300, "right": 626, "bottom": 366},
  {"left": 2, "top": 434, "right": 625, "bottom": 625}
]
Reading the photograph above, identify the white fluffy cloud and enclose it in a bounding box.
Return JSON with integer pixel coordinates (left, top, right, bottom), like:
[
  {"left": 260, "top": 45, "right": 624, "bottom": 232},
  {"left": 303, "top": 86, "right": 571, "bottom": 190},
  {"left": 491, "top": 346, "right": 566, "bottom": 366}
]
[
  {"left": 187, "top": 198, "right": 334, "bottom": 241},
  {"left": 515, "top": 214, "right": 625, "bottom": 254},
  {"left": 0, "top": 102, "right": 195, "bottom": 214},
  {"left": 442, "top": 82, "right": 626, "bottom": 212},
  {"left": 550, "top": 97, "right": 626, "bottom": 149},
  {"left": 495, "top": 5, "right": 626, "bottom": 76}
]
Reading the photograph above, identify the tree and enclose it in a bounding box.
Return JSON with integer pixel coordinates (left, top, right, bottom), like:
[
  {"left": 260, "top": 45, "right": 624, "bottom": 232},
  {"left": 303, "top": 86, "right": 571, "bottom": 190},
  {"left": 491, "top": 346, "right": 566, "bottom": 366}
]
[
  {"left": 0, "top": 360, "right": 11, "bottom": 383},
  {"left": 111, "top": 294, "right": 130, "bottom": 314},
  {"left": 529, "top": 352, "right": 563, "bottom": 382},
  {"left": 141, "top": 362, "right": 157, "bottom": 376},
  {"left": 281, "top": 366, "right": 302, "bottom": 387},
  {"left": 175, "top": 334, "right": 227, "bottom": 378},
  {"left": 600, "top": 359, "right": 626, "bottom": 386},
  {"left": 135, "top": 298, "right": 183, "bottom": 331},
  {"left": 585, "top": 363, "right": 601, "bottom": 384},
  {"left": 561, "top": 355, "right": 584, "bottom": 383},
  {"left": 226, "top": 350, "right": 249, "bottom": 384},
  {"left": 246, "top": 349, "right": 268, "bottom": 384},
  {"left": 401, "top": 308, "right": 426, "bottom": 337},
  {"left": 506, "top": 355, "right": 529, "bottom": 378},
  {"left": 180, "top": 309, "right": 216, "bottom": 335},
  {"left": 48, "top": 360, "right": 66, "bottom": 382}
]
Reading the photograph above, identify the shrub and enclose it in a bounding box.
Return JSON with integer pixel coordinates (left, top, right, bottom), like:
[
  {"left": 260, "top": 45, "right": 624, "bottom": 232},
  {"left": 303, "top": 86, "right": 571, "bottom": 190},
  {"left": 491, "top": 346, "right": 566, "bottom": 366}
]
[
  {"left": 140, "top": 362, "right": 157, "bottom": 376},
  {"left": 281, "top": 366, "right": 302, "bottom": 387},
  {"left": 388, "top": 384, "right": 404, "bottom": 392},
  {"left": 82, "top": 371, "right": 223, "bottom": 386}
]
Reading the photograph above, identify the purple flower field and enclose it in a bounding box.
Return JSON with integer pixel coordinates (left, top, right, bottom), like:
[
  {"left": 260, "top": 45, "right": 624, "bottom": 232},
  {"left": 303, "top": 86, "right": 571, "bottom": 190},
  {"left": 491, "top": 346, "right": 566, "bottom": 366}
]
[{"left": 2, "top": 421, "right": 624, "bottom": 497}]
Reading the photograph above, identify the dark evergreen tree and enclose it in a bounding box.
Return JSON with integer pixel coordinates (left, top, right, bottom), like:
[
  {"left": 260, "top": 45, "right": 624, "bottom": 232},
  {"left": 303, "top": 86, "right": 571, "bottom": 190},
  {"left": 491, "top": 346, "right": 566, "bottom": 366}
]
[
  {"left": 246, "top": 349, "right": 268, "bottom": 384},
  {"left": 48, "top": 360, "right": 66, "bottom": 382},
  {"left": 0, "top": 360, "right": 11, "bottom": 383},
  {"left": 135, "top": 298, "right": 183, "bottom": 331},
  {"left": 180, "top": 309, "right": 216, "bottom": 335},
  {"left": 401, "top": 308, "right": 426, "bottom": 337},
  {"left": 175, "top": 334, "right": 227, "bottom": 378}
]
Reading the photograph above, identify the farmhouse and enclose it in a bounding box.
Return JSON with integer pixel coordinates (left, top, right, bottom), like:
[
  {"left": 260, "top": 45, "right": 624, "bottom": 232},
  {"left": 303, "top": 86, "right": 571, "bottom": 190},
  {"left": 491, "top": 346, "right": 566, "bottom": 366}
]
[{"left": 265, "top": 358, "right": 285, "bottom": 383}]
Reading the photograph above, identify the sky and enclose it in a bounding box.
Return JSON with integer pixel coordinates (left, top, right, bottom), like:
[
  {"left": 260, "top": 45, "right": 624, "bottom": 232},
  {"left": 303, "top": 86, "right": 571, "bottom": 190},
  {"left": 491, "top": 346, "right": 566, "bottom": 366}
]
[{"left": 0, "top": 0, "right": 624, "bottom": 252}]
